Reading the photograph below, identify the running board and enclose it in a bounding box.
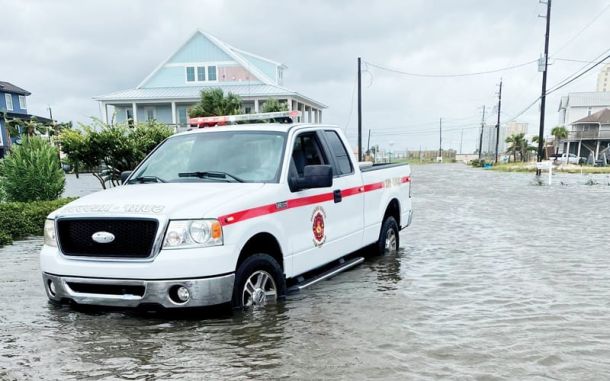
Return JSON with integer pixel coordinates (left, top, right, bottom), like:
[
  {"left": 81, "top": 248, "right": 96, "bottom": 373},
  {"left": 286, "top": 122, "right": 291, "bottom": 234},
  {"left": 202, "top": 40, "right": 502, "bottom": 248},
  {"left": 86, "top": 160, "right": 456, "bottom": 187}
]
[{"left": 287, "top": 257, "right": 364, "bottom": 294}]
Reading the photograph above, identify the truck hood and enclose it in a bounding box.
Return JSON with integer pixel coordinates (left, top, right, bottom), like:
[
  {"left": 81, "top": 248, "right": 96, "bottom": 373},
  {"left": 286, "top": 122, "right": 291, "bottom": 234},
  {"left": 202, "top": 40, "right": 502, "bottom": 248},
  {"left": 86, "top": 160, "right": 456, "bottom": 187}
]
[{"left": 53, "top": 183, "right": 266, "bottom": 219}]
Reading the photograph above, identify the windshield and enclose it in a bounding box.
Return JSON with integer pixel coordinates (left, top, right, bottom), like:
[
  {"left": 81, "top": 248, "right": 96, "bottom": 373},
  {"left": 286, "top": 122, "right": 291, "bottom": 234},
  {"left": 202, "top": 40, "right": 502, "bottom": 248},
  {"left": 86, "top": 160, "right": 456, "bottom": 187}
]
[{"left": 129, "top": 131, "right": 286, "bottom": 183}]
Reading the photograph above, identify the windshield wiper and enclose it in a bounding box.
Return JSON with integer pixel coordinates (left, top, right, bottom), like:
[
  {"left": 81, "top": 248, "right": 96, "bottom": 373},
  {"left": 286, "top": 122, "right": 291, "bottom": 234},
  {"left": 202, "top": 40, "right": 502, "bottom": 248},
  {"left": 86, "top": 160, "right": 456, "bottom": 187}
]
[
  {"left": 178, "top": 171, "right": 244, "bottom": 183},
  {"left": 127, "top": 175, "right": 167, "bottom": 184}
]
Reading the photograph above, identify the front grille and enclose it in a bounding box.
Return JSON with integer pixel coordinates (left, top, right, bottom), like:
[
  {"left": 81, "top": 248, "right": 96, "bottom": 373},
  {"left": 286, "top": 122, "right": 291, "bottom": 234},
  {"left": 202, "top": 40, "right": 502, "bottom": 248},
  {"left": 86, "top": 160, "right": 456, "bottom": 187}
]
[
  {"left": 57, "top": 219, "right": 159, "bottom": 258},
  {"left": 67, "top": 282, "right": 145, "bottom": 296}
]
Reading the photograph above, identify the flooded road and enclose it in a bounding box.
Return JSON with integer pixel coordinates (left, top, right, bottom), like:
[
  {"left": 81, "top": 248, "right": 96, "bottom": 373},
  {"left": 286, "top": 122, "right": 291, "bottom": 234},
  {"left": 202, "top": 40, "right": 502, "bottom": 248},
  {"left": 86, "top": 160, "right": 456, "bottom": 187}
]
[{"left": 2, "top": 165, "right": 610, "bottom": 380}]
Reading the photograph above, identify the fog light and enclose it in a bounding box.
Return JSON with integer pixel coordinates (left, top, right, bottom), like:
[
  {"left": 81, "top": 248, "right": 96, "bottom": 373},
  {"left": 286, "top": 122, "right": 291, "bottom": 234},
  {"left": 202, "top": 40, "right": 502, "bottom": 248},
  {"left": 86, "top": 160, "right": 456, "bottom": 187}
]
[
  {"left": 169, "top": 285, "right": 190, "bottom": 304},
  {"left": 176, "top": 286, "right": 190, "bottom": 302},
  {"left": 48, "top": 280, "right": 56, "bottom": 296}
]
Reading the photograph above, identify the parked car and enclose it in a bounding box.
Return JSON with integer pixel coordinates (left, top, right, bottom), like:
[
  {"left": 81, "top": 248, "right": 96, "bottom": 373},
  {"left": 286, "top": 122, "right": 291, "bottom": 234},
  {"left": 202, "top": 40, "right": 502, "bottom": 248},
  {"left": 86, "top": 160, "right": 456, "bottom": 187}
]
[
  {"left": 550, "top": 153, "right": 585, "bottom": 165},
  {"left": 41, "top": 121, "right": 413, "bottom": 310}
]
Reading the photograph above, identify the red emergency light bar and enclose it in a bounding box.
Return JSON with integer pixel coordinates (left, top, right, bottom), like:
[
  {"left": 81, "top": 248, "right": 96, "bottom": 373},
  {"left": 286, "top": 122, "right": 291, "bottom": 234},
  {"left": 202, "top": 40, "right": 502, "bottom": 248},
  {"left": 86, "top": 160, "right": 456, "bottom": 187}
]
[{"left": 188, "top": 110, "right": 301, "bottom": 128}]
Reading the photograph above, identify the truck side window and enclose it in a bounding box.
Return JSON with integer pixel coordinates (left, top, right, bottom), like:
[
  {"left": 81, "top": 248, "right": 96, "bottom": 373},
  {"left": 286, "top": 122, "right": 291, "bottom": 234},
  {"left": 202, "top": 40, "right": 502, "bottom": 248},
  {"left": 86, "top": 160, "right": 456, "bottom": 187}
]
[
  {"left": 291, "top": 132, "right": 328, "bottom": 177},
  {"left": 323, "top": 130, "right": 353, "bottom": 176}
]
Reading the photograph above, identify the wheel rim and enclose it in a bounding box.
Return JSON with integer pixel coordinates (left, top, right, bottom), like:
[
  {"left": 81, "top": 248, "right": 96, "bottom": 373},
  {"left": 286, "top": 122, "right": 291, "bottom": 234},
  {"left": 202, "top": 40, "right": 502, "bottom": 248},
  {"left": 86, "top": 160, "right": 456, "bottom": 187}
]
[
  {"left": 242, "top": 270, "right": 277, "bottom": 307},
  {"left": 384, "top": 228, "right": 397, "bottom": 254}
]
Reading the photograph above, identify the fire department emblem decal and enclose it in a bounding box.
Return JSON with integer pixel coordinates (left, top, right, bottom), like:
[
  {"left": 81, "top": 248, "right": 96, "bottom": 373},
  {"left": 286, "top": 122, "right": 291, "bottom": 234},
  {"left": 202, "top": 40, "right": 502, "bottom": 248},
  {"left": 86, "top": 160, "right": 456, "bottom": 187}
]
[{"left": 311, "top": 206, "right": 326, "bottom": 247}]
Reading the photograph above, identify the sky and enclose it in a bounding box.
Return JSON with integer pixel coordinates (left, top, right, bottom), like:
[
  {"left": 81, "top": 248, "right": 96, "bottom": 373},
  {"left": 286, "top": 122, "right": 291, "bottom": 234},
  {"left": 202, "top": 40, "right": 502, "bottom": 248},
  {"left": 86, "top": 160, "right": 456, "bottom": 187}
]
[{"left": 1, "top": 0, "right": 609, "bottom": 154}]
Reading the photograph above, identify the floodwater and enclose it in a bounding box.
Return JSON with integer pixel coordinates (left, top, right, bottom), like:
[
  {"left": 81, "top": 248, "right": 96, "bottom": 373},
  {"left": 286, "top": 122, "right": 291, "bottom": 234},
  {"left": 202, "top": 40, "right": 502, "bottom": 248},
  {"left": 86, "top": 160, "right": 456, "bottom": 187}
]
[{"left": 2, "top": 165, "right": 610, "bottom": 380}]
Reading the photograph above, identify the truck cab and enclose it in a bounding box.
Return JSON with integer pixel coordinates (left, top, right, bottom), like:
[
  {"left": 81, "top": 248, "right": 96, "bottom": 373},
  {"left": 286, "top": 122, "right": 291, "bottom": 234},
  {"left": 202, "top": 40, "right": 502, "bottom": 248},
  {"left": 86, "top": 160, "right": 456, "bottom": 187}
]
[{"left": 41, "top": 122, "right": 412, "bottom": 309}]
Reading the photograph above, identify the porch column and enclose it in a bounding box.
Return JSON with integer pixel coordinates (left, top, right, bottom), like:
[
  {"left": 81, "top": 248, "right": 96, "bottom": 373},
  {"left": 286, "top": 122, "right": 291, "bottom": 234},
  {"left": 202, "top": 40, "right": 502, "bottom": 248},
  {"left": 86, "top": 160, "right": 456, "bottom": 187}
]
[
  {"left": 577, "top": 141, "right": 582, "bottom": 158},
  {"left": 171, "top": 102, "right": 177, "bottom": 125},
  {"left": 319, "top": 110, "right": 323, "bottom": 123},
  {"left": 287, "top": 98, "right": 292, "bottom": 111},
  {"left": 132, "top": 103, "right": 138, "bottom": 124},
  {"left": 565, "top": 141, "right": 570, "bottom": 160},
  {"left": 298, "top": 103, "right": 304, "bottom": 122},
  {"left": 314, "top": 108, "right": 319, "bottom": 123},
  {"left": 254, "top": 99, "right": 259, "bottom": 113},
  {"left": 307, "top": 106, "right": 312, "bottom": 123},
  {"left": 595, "top": 140, "right": 601, "bottom": 160}
]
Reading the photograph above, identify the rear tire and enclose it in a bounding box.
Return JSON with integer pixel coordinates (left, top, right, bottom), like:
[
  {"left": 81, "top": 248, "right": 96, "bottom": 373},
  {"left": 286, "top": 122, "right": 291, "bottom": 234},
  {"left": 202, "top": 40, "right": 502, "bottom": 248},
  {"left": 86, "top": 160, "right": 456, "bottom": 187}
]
[
  {"left": 376, "top": 216, "right": 399, "bottom": 255},
  {"left": 232, "top": 254, "right": 286, "bottom": 309}
]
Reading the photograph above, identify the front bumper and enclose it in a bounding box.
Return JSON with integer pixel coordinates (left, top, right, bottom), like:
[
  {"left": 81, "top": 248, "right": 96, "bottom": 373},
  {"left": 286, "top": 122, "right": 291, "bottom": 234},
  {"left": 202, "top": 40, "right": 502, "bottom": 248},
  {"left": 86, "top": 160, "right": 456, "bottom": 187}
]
[{"left": 42, "top": 272, "right": 235, "bottom": 308}]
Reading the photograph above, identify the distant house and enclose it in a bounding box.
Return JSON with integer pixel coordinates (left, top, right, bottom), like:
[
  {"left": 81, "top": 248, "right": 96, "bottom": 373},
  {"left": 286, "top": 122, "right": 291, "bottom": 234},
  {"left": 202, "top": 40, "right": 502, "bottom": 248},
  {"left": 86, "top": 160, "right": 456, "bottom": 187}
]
[
  {"left": 95, "top": 31, "right": 326, "bottom": 127},
  {"left": 558, "top": 92, "right": 610, "bottom": 127},
  {"left": 563, "top": 108, "right": 610, "bottom": 162},
  {"left": 0, "top": 81, "right": 52, "bottom": 158},
  {"left": 558, "top": 92, "right": 610, "bottom": 161}
]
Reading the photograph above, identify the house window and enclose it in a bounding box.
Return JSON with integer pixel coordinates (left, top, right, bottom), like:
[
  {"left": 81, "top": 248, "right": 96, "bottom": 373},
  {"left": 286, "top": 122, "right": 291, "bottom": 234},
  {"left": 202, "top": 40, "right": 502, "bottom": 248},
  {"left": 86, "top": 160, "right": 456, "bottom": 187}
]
[
  {"left": 18, "top": 95, "right": 26, "bottom": 110},
  {"left": 197, "top": 66, "right": 206, "bottom": 81},
  {"left": 208, "top": 66, "right": 217, "bottom": 81},
  {"left": 145, "top": 107, "right": 156, "bottom": 121},
  {"left": 186, "top": 66, "right": 196, "bottom": 82},
  {"left": 5, "top": 94, "right": 13, "bottom": 111},
  {"left": 126, "top": 109, "right": 134, "bottom": 127},
  {"left": 178, "top": 107, "right": 188, "bottom": 126}
]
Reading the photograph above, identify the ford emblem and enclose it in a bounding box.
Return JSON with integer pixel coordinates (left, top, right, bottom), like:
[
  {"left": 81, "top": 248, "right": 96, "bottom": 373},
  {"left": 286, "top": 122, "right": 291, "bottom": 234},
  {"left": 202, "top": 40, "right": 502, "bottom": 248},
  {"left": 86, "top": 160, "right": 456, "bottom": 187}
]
[{"left": 91, "top": 231, "right": 115, "bottom": 244}]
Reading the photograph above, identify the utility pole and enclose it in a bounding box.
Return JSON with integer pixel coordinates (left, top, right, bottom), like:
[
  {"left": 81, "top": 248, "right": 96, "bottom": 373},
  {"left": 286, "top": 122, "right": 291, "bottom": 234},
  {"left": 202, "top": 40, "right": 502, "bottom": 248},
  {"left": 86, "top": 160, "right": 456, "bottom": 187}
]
[
  {"left": 459, "top": 128, "right": 464, "bottom": 155},
  {"left": 439, "top": 117, "right": 442, "bottom": 162},
  {"left": 357, "top": 57, "right": 363, "bottom": 162},
  {"left": 478, "top": 105, "right": 486, "bottom": 159},
  {"left": 366, "top": 129, "right": 371, "bottom": 157},
  {"left": 495, "top": 79, "right": 503, "bottom": 164},
  {"left": 536, "top": 0, "right": 552, "bottom": 176}
]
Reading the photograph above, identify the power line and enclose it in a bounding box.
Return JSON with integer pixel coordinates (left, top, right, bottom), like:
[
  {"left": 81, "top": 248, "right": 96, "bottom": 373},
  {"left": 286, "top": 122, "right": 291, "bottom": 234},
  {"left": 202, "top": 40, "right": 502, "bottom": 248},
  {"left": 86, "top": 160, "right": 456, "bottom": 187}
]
[
  {"left": 364, "top": 59, "right": 538, "bottom": 78},
  {"left": 550, "top": 2, "right": 610, "bottom": 58},
  {"left": 546, "top": 51, "right": 610, "bottom": 95},
  {"left": 502, "top": 48, "right": 610, "bottom": 125},
  {"left": 343, "top": 73, "right": 358, "bottom": 132},
  {"left": 369, "top": 125, "right": 480, "bottom": 137}
]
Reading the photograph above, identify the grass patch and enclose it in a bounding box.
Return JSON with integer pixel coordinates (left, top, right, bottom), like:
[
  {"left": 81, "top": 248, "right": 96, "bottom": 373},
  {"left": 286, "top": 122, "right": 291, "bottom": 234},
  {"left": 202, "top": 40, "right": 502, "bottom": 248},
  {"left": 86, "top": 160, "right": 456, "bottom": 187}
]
[
  {"left": 489, "top": 163, "right": 610, "bottom": 174},
  {"left": 0, "top": 198, "right": 76, "bottom": 246}
]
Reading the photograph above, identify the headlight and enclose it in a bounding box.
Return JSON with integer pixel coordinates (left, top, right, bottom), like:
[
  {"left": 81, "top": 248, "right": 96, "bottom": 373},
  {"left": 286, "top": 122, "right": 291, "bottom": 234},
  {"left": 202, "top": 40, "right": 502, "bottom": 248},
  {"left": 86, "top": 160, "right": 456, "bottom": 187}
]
[
  {"left": 163, "top": 219, "right": 223, "bottom": 249},
  {"left": 44, "top": 219, "right": 57, "bottom": 247}
]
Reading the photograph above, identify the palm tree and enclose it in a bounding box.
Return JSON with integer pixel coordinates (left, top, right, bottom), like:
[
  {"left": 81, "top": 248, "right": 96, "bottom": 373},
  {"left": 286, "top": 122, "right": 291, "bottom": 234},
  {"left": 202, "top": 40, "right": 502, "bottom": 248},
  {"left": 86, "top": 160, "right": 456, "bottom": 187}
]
[
  {"left": 261, "top": 98, "right": 288, "bottom": 113},
  {"left": 521, "top": 138, "right": 538, "bottom": 162},
  {"left": 551, "top": 126, "right": 568, "bottom": 155},
  {"left": 189, "top": 88, "right": 241, "bottom": 117},
  {"left": 505, "top": 133, "right": 526, "bottom": 162}
]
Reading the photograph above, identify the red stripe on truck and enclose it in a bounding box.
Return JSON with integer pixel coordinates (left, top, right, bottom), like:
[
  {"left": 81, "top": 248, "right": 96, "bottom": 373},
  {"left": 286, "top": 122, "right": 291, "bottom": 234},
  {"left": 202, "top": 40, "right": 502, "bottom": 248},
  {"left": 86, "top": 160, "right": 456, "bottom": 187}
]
[{"left": 218, "top": 179, "right": 405, "bottom": 226}]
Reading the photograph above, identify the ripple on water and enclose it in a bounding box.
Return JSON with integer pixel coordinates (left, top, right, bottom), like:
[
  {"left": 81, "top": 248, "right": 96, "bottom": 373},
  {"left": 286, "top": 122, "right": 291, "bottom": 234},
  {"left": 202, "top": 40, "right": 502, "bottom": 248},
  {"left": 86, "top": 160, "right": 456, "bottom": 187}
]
[{"left": 1, "top": 165, "right": 610, "bottom": 379}]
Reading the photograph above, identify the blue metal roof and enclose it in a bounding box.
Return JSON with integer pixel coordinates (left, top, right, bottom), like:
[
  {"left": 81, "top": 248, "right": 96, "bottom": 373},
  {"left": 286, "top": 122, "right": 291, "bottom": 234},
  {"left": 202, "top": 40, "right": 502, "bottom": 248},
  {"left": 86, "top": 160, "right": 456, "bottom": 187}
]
[{"left": 94, "top": 83, "right": 326, "bottom": 108}]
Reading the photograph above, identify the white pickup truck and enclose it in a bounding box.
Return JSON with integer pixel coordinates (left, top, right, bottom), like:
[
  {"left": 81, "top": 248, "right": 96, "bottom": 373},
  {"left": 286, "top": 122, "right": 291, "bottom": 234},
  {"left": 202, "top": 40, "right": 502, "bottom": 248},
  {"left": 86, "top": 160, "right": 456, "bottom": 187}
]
[{"left": 41, "top": 122, "right": 412, "bottom": 309}]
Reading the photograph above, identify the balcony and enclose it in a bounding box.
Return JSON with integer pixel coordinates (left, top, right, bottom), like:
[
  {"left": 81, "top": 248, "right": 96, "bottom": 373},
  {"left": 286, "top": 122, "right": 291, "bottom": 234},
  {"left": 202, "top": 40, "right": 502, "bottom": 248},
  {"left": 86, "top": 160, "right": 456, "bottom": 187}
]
[{"left": 568, "top": 129, "right": 610, "bottom": 140}]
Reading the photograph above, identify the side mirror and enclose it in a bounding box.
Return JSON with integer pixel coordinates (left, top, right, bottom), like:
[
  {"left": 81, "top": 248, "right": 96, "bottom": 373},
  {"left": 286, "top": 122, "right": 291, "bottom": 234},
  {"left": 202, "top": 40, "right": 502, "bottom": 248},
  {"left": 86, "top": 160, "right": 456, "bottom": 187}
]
[
  {"left": 290, "top": 165, "right": 332, "bottom": 191},
  {"left": 120, "top": 171, "right": 132, "bottom": 184}
]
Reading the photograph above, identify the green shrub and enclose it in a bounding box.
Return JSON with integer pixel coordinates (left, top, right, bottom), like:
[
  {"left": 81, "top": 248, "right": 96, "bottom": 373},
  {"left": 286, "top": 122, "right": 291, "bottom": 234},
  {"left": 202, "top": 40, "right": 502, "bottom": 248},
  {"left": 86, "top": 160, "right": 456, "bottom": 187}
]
[
  {"left": 0, "top": 198, "right": 75, "bottom": 246},
  {"left": 60, "top": 120, "right": 172, "bottom": 188},
  {"left": 2, "top": 137, "right": 65, "bottom": 202},
  {"left": 0, "top": 159, "right": 5, "bottom": 202}
]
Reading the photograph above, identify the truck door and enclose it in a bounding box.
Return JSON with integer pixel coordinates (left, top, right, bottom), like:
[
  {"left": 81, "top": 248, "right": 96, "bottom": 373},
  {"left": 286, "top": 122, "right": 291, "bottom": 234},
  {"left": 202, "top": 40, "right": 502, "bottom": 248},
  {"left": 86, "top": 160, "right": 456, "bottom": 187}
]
[
  {"left": 319, "top": 129, "right": 364, "bottom": 254},
  {"left": 288, "top": 130, "right": 364, "bottom": 276}
]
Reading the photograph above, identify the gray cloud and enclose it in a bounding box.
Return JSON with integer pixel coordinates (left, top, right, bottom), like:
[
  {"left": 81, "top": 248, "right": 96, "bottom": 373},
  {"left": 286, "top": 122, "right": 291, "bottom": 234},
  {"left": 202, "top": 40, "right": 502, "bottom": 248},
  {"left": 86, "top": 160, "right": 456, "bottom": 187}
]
[{"left": 1, "top": 0, "right": 608, "bottom": 152}]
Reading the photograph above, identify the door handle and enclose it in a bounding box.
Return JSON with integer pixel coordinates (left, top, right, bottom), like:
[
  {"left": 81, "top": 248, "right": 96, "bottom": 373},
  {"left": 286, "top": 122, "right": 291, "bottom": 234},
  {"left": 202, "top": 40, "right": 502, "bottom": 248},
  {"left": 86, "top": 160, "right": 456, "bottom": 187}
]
[{"left": 333, "top": 189, "right": 342, "bottom": 203}]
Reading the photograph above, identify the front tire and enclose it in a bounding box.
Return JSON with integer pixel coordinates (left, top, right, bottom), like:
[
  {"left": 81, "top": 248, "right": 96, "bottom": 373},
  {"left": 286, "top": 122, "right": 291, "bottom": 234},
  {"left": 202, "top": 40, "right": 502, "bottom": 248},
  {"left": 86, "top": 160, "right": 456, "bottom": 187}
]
[
  {"left": 232, "top": 254, "right": 286, "bottom": 309},
  {"left": 376, "top": 216, "right": 399, "bottom": 255}
]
